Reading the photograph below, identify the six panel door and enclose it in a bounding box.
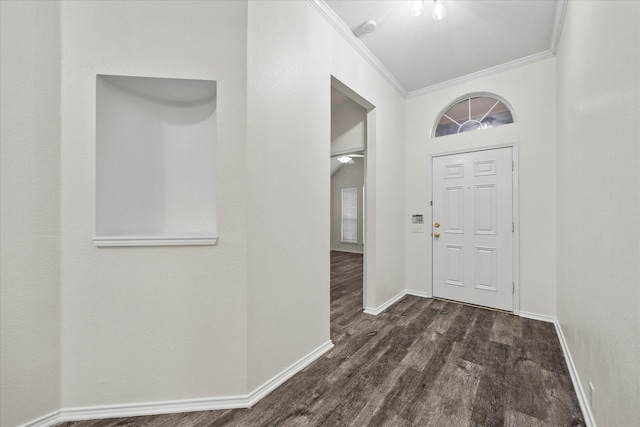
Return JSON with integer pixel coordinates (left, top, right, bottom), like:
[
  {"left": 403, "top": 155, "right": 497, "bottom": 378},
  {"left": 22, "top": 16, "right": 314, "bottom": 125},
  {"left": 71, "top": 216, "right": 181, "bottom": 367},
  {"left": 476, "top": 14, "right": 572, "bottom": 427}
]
[{"left": 432, "top": 147, "right": 513, "bottom": 311}]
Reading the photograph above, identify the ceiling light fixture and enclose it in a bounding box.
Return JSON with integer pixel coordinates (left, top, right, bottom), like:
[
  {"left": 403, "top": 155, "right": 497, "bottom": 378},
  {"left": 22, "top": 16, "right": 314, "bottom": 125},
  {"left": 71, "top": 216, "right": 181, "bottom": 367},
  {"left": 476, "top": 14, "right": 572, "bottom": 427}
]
[
  {"left": 337, "top": 156, "right": 354, "bottom": 164},
  {"left": 433, "top": 0, "right": 446, "bottom": 21},
  {"left": 410, "top": 0, "right": 425, "bottom": 17}
]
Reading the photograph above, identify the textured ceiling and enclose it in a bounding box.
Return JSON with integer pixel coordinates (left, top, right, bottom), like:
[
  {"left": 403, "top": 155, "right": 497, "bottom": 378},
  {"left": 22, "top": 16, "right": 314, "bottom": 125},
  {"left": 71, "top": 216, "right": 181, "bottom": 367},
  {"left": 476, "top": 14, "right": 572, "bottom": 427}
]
[{"left": 324, "top": 0, "right": 560, "bottom": 93}]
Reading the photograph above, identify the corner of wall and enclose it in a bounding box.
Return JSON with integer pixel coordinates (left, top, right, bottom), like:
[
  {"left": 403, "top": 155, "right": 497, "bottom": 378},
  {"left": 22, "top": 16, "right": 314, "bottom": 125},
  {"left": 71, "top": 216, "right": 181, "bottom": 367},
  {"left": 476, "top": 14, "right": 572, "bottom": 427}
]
[{"left": 0, "top": 1, "right": 63, "bottom": 426}]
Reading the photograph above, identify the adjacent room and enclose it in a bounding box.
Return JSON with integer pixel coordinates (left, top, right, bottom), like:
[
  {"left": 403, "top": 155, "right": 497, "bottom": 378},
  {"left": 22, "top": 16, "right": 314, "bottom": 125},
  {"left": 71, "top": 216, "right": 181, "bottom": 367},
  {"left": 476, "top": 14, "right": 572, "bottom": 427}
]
[
  {"left": 330, "top": 82, "right": 367, "bottom": 322},
  {"left": 1, "top": 1, "right": 638, "bottom": 427}
]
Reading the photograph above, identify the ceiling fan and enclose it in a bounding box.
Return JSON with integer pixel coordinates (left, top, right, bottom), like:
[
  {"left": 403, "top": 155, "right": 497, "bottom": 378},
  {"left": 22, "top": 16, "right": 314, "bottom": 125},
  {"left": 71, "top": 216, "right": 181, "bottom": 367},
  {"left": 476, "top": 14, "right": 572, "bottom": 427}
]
[{"left": 336, "top": 154, "right": 364, "bottom": 164}]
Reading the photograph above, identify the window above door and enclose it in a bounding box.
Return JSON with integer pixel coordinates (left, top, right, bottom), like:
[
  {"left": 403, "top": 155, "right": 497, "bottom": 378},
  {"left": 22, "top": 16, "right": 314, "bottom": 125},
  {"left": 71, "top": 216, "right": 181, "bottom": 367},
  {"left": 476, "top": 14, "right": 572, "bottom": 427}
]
[{"left": 433, "top": 93, "right": 515, "bottom": 138}]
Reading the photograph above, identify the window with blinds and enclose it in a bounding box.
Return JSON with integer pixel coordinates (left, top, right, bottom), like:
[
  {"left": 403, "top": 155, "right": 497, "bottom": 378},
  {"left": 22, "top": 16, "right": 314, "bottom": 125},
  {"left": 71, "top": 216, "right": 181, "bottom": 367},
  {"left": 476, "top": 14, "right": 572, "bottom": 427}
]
[{"left": 341, "top": 187, "right": 358, "bottom": 243}]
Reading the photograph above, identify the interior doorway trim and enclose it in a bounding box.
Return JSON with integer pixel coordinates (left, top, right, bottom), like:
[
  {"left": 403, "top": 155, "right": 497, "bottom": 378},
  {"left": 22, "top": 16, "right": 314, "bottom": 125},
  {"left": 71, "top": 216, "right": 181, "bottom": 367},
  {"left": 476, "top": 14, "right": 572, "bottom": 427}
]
[{"left": 426, "top": 142, "right": 520, "bottom": 315}]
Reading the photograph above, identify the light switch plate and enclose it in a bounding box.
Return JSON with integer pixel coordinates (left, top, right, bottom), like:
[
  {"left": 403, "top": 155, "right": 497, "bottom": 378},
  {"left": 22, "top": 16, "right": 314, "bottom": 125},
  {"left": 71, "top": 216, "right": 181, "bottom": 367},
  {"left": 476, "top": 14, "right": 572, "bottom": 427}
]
[{"left": 411, "top": 224, "right": 425, "bottom": 233}]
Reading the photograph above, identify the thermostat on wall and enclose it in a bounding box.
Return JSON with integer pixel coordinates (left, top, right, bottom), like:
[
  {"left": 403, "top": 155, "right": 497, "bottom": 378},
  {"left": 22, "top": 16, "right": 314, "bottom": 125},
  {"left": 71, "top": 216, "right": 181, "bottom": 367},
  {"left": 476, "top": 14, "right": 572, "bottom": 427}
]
[{"left": 411, "top": 214, "right": 425, "bottom": 233}]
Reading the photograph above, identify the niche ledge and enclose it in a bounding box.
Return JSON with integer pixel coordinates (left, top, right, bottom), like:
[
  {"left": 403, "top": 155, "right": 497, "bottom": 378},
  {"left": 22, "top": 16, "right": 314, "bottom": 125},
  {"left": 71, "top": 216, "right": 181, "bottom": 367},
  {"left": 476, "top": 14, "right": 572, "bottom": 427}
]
[{"left": 93, "top": 234, "right": 218, "bottom": 248}]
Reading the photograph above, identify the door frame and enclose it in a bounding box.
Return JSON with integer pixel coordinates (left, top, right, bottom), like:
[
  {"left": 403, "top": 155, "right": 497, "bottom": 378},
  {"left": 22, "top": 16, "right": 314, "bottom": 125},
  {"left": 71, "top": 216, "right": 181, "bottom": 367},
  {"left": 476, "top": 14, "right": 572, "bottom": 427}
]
[
  {"left": 426, "top": 142, "right": 520, "bottom": 314},
  {"left": 330, "top": 76, "right": 376, "bottom": 311}
]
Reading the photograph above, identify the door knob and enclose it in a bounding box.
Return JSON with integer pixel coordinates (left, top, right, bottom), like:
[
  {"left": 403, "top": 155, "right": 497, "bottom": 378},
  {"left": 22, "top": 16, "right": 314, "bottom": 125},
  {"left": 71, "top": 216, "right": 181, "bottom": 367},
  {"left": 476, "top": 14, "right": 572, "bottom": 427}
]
[
  {"left": 434, "top": 232, "right": 440, "bottom": 238},
  {"left": 434, "top": 222, "right": 440, "bottom": 228}
]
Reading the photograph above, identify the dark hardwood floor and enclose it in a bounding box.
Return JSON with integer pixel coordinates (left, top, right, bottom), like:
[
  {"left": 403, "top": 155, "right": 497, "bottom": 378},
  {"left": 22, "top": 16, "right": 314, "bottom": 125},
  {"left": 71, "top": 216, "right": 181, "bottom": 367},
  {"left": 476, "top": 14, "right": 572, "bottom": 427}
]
[{"left": 57, "top": 251, "right": 584, "bottom": 426}]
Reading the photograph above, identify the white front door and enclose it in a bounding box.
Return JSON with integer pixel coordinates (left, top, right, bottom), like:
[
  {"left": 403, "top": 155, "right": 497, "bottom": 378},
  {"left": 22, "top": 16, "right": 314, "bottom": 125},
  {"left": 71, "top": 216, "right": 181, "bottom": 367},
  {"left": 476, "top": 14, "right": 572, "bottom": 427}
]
[{"left": 432, "top": 147, "right": 513, "bottom": 311}]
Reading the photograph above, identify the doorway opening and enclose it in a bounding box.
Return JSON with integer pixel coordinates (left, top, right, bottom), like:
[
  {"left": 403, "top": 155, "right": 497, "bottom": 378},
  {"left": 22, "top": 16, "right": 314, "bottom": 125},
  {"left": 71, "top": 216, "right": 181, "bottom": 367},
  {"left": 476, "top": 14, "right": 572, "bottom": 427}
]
[{"left": 330, "top": 77, "right": 374, "bottom": 324}]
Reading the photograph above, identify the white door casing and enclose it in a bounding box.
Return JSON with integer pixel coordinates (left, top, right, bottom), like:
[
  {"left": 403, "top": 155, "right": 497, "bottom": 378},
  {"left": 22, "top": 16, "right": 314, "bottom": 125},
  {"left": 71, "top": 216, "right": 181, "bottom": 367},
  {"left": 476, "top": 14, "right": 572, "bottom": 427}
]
[{"left": 432, "top": 147, "right": 514, "bottom": 311}]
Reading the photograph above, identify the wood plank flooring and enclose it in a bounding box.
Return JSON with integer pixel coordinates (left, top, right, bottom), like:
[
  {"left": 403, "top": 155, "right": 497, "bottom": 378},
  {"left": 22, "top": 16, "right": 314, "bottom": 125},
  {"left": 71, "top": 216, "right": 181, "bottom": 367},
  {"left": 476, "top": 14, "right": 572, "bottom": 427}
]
[{"left": 57, "top": 251, "right": 584, "bottom": 427}]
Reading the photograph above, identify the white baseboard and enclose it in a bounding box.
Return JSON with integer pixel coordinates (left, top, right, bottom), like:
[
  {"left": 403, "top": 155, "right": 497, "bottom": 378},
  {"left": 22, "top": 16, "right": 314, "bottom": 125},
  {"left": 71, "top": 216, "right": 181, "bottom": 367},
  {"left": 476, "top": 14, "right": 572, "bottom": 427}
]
[
  {"left": 19, "top": 308, "right": 595, "bottom": 427},
  {"left": 61, "top": 394, "right": 249, "bottom": 422},
  {"left": 519, "top": 311, "right": 596, "bottom": 427},
  {"left": 330, "top": 248, "right": 364, "bottom": 254},
  {"left": 364, "top": 290, "right": 407, "bottom": 315},
  {"left": 405, "top": 289, "right": 430, "bottom": 299},
  {"left": 553, "top": 320, "right": 597, "bottom": 427},
  {"left": 22, "top": 341, "right": 334, "bottom": 427},
  {"left": 363, "top": 288, "right": 436, "bottom": 315},
  {"left": 246, "top": 340, "right": 334, "bottom": 406},
  {"left": 363, "top": 289, "right": 431, "bottom": 315},
  {"left": 519, "top": 310, "right": 556, "bottom": 323},
  {"left": 17, "top": 410, "right": 61, "bottom": 427}
]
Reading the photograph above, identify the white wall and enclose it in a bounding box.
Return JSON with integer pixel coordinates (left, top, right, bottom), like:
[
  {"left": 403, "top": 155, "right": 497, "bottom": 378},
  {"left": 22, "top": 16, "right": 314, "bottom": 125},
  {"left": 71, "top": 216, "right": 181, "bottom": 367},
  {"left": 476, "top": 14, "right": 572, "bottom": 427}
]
[
  {"left": 0, "top": 2, "right": 62, "bottom": 426},
  {"left": 405, "top": 58, "right": 558, "bottom": 316},
  {"left": 331, "top": 89, "right": 366, "bottom": 155},
  {"left": 324, "top": 5, "right": 408, "bottom": 309},
  {"left": 3, "top": 0, "right": 406, "bottom": 421},
  {"left": 331, "top": 158, "right": 365, "bottom": 252},
  {"left": 246, "top": 0, "right": 332, "bottom": 390},
  {"left": 246, "top": 0, "right": 406, "bottom": 388},
  {"left": 556, "top": 1, "right": 640, "bottom": 424},
  {"left": 330, "top": 47, "right": 407, "bottom": 312},
  {"left": 59, "top": 0, "right": 249, "bottom": 407}
]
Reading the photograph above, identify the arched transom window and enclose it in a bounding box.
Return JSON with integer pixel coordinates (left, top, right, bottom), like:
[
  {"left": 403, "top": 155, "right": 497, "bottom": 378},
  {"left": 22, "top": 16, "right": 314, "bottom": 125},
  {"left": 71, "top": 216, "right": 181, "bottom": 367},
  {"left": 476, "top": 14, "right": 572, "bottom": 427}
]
[{"left": 434, "top": 94, "right": 514, "bottom": 137}]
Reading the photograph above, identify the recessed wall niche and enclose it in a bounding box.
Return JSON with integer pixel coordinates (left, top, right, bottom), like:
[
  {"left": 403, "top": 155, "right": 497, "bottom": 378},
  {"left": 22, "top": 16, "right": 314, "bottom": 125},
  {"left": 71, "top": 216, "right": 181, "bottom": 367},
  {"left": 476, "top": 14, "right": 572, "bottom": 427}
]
[{"left": 94, "top": 75, "right": 217, "bottom": 247}]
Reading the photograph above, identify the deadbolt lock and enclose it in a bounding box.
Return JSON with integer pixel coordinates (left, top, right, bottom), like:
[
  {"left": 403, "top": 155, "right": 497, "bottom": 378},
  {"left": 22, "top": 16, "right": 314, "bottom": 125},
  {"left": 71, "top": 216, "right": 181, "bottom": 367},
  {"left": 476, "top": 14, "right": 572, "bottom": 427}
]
[{"left": 434, "top": 222, "right": 440, "bottom": 228}]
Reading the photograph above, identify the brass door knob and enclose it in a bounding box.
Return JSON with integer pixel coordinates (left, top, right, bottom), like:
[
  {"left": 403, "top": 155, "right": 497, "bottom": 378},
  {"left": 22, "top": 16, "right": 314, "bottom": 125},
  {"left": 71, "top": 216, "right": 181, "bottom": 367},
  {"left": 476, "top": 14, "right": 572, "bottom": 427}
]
[
  {"left": 434, "top": 222, "right": 440, "bottom": 228},
  {"left": 434, "top": 232, "right": 440, "bottom": 238}
]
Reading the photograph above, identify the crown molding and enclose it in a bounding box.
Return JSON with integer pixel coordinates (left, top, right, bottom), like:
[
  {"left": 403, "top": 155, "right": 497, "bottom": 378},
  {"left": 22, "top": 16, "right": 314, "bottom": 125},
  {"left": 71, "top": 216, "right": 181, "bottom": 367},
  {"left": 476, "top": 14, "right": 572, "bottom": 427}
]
[
  {"left": 307, "top": 0, "right": 408, "bottom": 97},
  {"left": 311, "top": 0, "right": 567, "bottom": 100},
  {"left": 407, "top": 50, "right": 555, "bottom": 99},
  {"left": 550, "top": 0, "right": 568, "bottom": 55}
]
